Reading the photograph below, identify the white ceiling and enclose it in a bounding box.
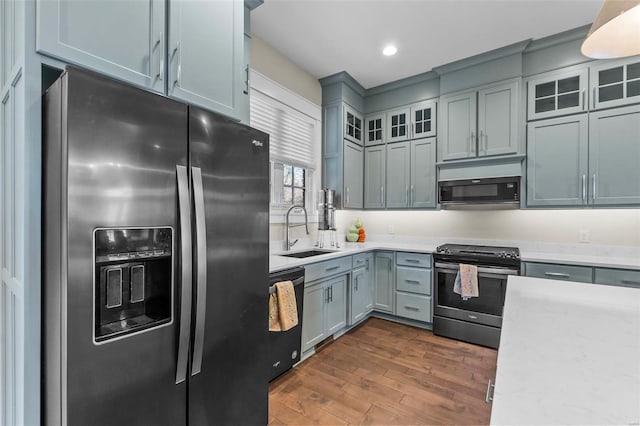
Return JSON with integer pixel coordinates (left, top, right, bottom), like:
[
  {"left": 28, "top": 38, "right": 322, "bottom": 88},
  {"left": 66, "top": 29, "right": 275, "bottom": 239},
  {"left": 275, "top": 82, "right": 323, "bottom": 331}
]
[{"left": 251, "top": 0, "right": 605, "bottom": 89}]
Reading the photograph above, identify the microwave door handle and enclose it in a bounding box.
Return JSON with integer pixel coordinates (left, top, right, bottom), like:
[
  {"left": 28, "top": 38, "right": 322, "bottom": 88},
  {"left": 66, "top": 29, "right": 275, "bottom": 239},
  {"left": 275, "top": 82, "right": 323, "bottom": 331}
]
[
  {"left": 191, "top": 167, "right": 207, "bottom": 376},
  {"left": 175, "top": 165, "right": 193, "bottom": 384}
]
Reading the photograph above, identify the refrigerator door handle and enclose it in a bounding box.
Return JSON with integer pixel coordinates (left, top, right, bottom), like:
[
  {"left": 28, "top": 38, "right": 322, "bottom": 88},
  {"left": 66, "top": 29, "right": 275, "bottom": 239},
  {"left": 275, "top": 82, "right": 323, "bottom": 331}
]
[
  {"left": 191, "top": 167, "right": 207, "bottom": 376},
  {"left": 175, "top": 165, "right": 193, "bottom": 384}
]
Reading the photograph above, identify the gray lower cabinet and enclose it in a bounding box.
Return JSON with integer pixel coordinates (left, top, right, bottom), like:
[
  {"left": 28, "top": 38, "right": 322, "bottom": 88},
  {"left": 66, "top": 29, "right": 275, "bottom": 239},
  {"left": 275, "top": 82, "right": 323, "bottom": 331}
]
[
  {"left": 374, "top": 252, "right": 395, "bottom": 313},
  {"left": 36, "top": 0, "right": 165, "bottom": 93},
  {"left": 524, "top": 262, "right": 640, "bottom": 288},
  {"left": 594, "top": 268, "right": 640, "bottom": 288},
  {"left": 410, "top": 138, "right": 436, "bottom": 208},
  {"left": 527, "top": 114, "right": 588, "bottom": 207},
  {"left": 395, "top": 252, "right": 433, "bottom": 323},
  {"left": 523, "top": 262, "right": 593, "bottom": 283},
  {"left": 386, "top": 141, "right": 411, "bottom": 208},
  {"left": 343, "top": 140, "right": 364, "bottom": 208},
  {"left": 349, "top": 253, "right": 374, "bottom": 325},
  {"left": 168, "top": 0, "right": 246, "bottom": 120},
  {"left": 588, "top": 105, "right": 640, "bottom": 205},
  {"left": 301, "top": 274, "right": 348, "bottom": 353},
  {"left": 364, "top": 145, "right": 386, "bottom": 209}
]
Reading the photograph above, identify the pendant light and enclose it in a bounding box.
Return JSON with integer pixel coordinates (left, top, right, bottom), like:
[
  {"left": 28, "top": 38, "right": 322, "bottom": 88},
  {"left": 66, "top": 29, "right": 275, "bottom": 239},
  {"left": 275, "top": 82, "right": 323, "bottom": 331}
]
[{"left": 581, "top": 0, "right": 640, "bottom": 58}]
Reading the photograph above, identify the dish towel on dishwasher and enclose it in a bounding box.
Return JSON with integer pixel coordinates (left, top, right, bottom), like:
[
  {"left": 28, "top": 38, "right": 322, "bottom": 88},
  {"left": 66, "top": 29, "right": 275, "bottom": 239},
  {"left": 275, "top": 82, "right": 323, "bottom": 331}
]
[
  {"left": 454, "top": 264, "right": 479, "bottom": 301},
  {"left": 268, "top": 280, "right": 299, "bottom": 332}
]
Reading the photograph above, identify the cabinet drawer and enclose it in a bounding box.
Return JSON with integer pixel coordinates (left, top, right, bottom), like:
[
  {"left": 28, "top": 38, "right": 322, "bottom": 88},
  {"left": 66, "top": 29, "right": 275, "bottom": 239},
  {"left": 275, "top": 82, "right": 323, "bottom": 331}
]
[
  {"left": 396, "top": 266, "right": 431, "bottom": 295},
  {"left": 305, "top": 256, "right": 352, "bottom": 283},
  {"left": 594, "top": 268, "right": 640, "bottom": 288},
  {"left": 395, "top": 293, "right": 431, "bottom": 322},
  {"left": 352, "top": 253, "right": 371, "bottom": 269},
  {"left": 524, "top": 262, "right": 593, "bottom": 283},
  {"left": 396, "top": 252, "right": 431, "bottom": 268}
]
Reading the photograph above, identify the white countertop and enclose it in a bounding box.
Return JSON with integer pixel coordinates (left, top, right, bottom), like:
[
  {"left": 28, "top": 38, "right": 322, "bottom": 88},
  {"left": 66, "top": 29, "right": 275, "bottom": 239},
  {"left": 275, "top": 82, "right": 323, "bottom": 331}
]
[
  {"left": 490, "top": 276, "right": 640, "bottom": 425},
  {"left": 269, "top": 237, "right": 640, "bottom": 273}
]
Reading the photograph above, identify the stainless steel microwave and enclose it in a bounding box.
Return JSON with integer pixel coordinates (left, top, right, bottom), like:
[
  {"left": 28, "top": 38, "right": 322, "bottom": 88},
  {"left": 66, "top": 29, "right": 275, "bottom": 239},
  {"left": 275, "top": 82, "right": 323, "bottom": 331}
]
[{"left": 438, "top": 176, "right": 520, "bottom": 209}]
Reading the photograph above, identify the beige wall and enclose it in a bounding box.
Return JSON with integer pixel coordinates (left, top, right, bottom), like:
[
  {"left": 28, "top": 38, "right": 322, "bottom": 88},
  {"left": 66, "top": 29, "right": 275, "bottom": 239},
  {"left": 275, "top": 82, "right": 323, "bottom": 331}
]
[
  {"left": 336, "top": 209, "right": 640, "bottom": 247},
  {"left": 250, "top": 35, "right": 322, "bottom": 105}
]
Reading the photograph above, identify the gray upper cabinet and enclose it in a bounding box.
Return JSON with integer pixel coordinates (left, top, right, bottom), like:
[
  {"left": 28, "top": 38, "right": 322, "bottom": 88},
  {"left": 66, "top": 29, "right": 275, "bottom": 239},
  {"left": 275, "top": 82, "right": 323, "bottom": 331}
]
[
  {"left": 343, "top": 140, "right": 364, "bottom": 208},
  {"left": 37, "top": 0, "right": 165, "bottom": 93},
  {"left": 386, "top": 141, "right": 411, "bottom": 208},
  {"left": 589, "top": 56, "right": 640, "bottom": 110},
  {"left": 410, "top": 138, "right": 436, "bottom": 208},
  {"left": 527, "top": 67, "right": 588, "bottom": 121},
  {"left": 527, "top": 114, "right": 588, "bottom": 207},
  {"left": 344, "top": 105, "right": 364, "bottom": 145},
  {"left": 439, "top": 80, "right": 519, "bottom": 161},
  {"left": 364, "top": 145, "right": 386, "bottom": 209},
  {"left": 410, "top": 100, "right": 437, "bottom": 139},
  {"left": 386, "top": 107, "right": 410, "bottom": 143},
  {"left": 168, "top": 0, "right": 246, "bottom": 120},
  {"left": 588, "top": 105, "right": 640, "bottom": 205},
  {"left": 439, "top": 90, "right": 476, "bottom": 160},
  {"left": 477, "top": 81, "right": 519, "bottom": 157},
  {"left": 365, "top": 113, "right": 385, "bottom": 146}
]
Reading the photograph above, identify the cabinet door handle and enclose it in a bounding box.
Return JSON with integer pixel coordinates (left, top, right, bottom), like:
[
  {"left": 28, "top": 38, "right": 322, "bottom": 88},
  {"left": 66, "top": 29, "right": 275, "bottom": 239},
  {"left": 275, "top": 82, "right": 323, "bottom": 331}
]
[
  {"left": 582, "top": 174, "right": 586, "bottom": 202},
  {"left": 325, "top": 287, "right": 330, "bottom": 304},
  {"left": 172, "top": 42, "right": 181, "bottom": 87},
  {"left": 330, "top": 285, "right": 333, "bottom": 302},
  {"left": 404, "top": 306, "right": 420, "bottom": 311},
  {"left": 380, "top": 186, "right": 384, "bottom": 207},
  {"left": 243, "top": 65, "right": 249, "bottom": 95},
  {"left": 485, "top": 380, "right": 495, "bottom": 403},
  {"left": 155, "top": 32, "right": 164, "bottom": 81},
  {"left": 355, "top": 276, "right": 358, "bottom": 291},
  {"left": 545, "top": 272, "right": 570, "bottom": 278},
  {"left": 593, "top": 87, "right": 596, "bottom": 109},
  {"left": 479, "top": 130, "right": 484, "bottom": 154},
  {"left": 405, "top": 186, "right": 409, "bottom": 207},
  {"left": 410, "top": 185, "right": 415, "bottom": 207},
  {"left": 581, "top": 89, "right": 586, "bottom": 110},
  {"left": 592, "top": 174, "right": 597, "bottom": 200},
  {"left": 346, "top": 187, "right": 350, "bottom": 205},
  {"left": 470, "top": 131, "right": 476, "bottom": 155}
]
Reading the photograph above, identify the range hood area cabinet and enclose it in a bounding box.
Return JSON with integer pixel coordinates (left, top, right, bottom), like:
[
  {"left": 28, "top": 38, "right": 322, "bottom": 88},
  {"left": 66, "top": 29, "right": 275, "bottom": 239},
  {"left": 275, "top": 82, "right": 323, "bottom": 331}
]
[
  {"left": 438, "top": 79, "right": 520, "bottom": 162},
  {"left": 527, "top": 105, "right": 640, "bottom": 207},
  {"left": 36, "top": 0, "right": 251, "bottom": 122}
]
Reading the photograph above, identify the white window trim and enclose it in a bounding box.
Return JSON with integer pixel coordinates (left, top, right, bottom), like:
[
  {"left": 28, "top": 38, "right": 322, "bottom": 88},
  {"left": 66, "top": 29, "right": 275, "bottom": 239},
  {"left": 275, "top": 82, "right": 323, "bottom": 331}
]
[{"left": 250, "top": 69, "right": 322, "bottom": 224}]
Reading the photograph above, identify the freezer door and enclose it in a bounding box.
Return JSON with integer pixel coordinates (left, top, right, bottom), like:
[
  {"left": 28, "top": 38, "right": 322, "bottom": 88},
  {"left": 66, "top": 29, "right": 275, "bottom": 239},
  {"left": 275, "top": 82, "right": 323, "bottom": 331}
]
[
  {"left": 188, "top": 107, "right": 270, "bottom": 425},
  {"left": 42, "top": 68, "right": 189, "bottom": 426}
]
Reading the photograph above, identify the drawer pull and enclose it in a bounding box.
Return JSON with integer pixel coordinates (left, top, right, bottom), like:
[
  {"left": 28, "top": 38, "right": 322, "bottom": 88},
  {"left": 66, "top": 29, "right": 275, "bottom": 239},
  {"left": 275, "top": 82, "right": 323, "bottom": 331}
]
[
  {"left": 406, "top": 259, "right": 420, "bottom": 263},
  {"left": 468, "top": 314, "right": 478, "bottom": 320},
  {"left": 485, "top": 380, "right": 495, "bottom": 403},
  {"left": 621, "top": 279, "right": 640, "bottom": 285},
  {"left": 405, "top": 279, "right": 421, "bottom": 284},
  {"left": 404, "top": 306, "right": 420, "bottom": 311},
  {"left": 545, "top": 272, "right": 570, "bottom": 278},
  {"left": 325, "top": 266, "right": 340, "bottom": 271}
]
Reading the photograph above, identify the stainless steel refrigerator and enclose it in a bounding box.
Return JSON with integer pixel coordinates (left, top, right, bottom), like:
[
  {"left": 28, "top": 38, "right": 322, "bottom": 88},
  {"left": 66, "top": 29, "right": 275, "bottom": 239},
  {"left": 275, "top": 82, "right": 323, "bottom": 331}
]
[{"left": 42, "top": 67, "right": 270, "bottom": 425}]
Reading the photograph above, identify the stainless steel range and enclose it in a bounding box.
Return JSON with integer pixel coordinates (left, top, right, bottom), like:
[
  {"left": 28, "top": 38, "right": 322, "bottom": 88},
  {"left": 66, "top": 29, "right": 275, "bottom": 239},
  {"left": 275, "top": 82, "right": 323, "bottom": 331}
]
[{"left": 432, "top": 244, "right": 520, "bottom": 349}]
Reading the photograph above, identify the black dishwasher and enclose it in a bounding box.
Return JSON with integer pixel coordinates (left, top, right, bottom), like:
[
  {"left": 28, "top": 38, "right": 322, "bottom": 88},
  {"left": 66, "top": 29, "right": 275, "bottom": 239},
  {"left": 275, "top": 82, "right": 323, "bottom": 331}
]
[{"left": 268, "top": 267, "right": 305, "bottom": 381}]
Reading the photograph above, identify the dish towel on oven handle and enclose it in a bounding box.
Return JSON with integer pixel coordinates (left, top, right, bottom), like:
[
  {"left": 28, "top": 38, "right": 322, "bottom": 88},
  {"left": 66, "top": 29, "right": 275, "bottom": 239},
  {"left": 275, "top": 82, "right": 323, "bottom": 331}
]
[{"left": 453, "top": 264, "right": 479, "bottom": 300}]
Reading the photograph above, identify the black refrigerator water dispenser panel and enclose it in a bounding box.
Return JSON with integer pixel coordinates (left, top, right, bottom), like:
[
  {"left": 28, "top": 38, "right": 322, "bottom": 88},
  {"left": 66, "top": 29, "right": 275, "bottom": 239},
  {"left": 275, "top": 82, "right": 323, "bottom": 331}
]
[{"left": 93, "top": 227, "right": 173, "bottom": 342}]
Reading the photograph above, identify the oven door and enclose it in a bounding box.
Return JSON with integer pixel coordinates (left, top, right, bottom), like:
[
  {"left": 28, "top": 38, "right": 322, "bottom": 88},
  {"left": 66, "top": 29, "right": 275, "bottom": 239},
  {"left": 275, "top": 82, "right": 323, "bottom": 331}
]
[{"left": 434, "top": 262, "right": 518, "bottom": 327}]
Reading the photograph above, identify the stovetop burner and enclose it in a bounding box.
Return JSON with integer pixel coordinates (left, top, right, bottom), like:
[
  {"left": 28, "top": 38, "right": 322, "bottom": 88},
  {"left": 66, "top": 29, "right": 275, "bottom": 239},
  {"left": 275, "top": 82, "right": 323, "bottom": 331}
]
[{"left": 434, "top": 244, "right": 520, "bottom": 264}]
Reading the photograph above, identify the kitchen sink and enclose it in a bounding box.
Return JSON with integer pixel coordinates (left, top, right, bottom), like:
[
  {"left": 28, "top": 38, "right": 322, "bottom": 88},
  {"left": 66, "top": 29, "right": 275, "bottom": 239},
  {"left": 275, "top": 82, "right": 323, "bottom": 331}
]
[{"left": 279, "top": 249, "right": 337, "bottom": 258}]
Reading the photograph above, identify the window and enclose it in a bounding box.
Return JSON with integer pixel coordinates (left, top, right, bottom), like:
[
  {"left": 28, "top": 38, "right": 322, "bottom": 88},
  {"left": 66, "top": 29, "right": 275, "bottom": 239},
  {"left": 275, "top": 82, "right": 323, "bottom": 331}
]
[{"left": 249, "top": 71, "right": 321, "bottom": 217}]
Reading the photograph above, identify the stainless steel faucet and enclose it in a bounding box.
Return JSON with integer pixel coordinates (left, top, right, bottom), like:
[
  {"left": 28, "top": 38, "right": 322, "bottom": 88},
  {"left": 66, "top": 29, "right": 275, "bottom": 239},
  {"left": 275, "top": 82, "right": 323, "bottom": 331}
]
[{"left": 285, "top": 205, "right": 309, "bottom": 250}]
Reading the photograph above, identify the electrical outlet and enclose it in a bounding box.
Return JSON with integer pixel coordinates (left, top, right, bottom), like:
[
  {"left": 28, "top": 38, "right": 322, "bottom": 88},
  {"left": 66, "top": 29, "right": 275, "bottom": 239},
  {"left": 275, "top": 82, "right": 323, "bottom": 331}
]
[
  {"left": 579, "top": 229, "right": 591, "bottom": 243},
  {"left": 387, "top": 224, "right": 395, "bottom": 234}
]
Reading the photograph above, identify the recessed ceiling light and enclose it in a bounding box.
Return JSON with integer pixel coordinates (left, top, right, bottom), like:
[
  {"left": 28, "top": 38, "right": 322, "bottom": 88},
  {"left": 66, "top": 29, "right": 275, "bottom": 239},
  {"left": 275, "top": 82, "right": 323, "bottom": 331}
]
[{"left": 382, "top": 45, "right": 397, "bottom": 56}]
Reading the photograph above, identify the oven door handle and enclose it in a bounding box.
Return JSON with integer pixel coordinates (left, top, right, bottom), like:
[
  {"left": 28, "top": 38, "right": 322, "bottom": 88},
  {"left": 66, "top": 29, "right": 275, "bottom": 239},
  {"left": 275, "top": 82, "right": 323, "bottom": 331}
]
[{"left": 435, "top": 262, "right": 519, "bottom": 276}]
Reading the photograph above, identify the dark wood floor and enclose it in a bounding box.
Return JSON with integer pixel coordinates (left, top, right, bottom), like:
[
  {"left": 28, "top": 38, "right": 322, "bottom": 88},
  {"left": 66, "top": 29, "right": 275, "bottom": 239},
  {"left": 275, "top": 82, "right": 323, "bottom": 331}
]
[{"left": 269, "top": 317, "right": 497, "bottom": 425}]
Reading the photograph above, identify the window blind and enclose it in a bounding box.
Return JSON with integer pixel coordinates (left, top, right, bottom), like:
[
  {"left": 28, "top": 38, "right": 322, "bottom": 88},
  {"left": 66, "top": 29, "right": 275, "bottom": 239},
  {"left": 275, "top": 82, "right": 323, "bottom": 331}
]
[{"left": 250, "top": 89, "right": 315, "bottom": 169}]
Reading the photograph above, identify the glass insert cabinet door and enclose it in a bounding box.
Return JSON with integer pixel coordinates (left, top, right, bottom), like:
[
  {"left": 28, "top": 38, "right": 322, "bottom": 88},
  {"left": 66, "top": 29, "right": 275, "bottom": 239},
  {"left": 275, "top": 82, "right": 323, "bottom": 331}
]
[
  {"left": 365, "top": 113, "right": 385, "bottom": 146},
  {"left": 527, "top": 67, "right": 588, "bottom": 121},
  {"left": 410, "top": 99, "right": 437, "bottom": 139},
  {"left": 386, "top": 107, "right": 410, "bottom": 143},
  {"left": 590, "top": 57, "right": 640, "bottom": 110},
  {"left": 343, "top": 104, "right": 363, "bottom": 145}
]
